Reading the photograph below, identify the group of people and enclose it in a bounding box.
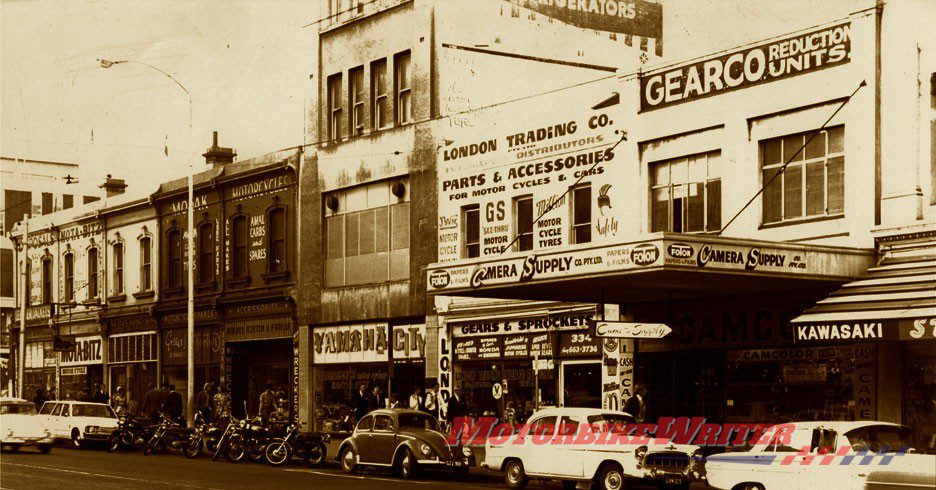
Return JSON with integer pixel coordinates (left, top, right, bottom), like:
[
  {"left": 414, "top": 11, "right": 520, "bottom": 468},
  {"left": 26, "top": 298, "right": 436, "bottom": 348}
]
[{"left": 350, "top": 384, "right": 441, "bottom": 418}]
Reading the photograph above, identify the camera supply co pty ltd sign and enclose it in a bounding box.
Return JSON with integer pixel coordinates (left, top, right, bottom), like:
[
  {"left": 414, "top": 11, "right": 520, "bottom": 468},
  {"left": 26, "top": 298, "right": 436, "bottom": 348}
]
[{"left": 640, "top": 22, "right": 851, "bottom": 111}]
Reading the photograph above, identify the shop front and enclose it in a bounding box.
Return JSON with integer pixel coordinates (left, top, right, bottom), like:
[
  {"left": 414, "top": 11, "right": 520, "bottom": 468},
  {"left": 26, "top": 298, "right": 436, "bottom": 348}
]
[
  {"left": 58, "top": 333, "right": 104, "bottom": 399},
  {"left": 104, "top": 313, "right": 158, "bottom": 410},
  {"left": 223, "top": 300, "right": 295, "bottom": 419},
  {"left": 159, "top": 308, "right": 222, "bottom": 406},
  {"left": 311, "top": 322, "right": 427, "bottom": 433},
  {"left": 23, "top": 339, "right": 56, "bottom": 400}
]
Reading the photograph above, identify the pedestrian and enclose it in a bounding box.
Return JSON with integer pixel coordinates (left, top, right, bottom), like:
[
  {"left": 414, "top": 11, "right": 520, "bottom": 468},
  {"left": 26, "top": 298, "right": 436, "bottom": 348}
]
[
  {"left": 111, "top": 386, "right": 128, "bottom": 415},
  {"left": 164, "top": 384, "right": 184, "bottom": 422},
  {"left": 213, "top": 387, "right": 231, "bottom": 423},
  {"left": 196, "top": 382, "right": 214, "bottom": 422},
  {"left": 369, "top": 386, "right": 384, "bottom": 411},
  {"left": 351, "top": 383, "right": 369, "bottom": 418},
  {"left": 259, "top": 384, "right": 276, "bottom": 425},
  {"left": 141, "top": 382, "right": 162, "bottom": 420},
  {"left": 445, "top": 389, "right": 464, "bottom": 423},
  {"left": 624, "top": 384, "right": 647, "bottom": 423},
  {"left": 127, "top": 394, "right": 140, "bottom": 417},
  {"left": 93, "top": 382, "right": 109, "bottom": 404},
  {"left": 408, "top": 387, "right": 423, "bottom": 411},
  {"left": 424, "top": 384, "right": 438, "bottom": 417},
  {"left": 388, "top": 394, "right": 400, "bottom": 409},
  {"left": 32, "top": 387, "right": 47, "bottom": 411}
]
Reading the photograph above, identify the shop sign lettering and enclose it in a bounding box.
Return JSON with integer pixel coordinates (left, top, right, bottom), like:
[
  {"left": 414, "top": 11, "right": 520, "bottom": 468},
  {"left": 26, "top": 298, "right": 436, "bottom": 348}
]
[
  {"left": 60, "top": 335, "right": 103, "bottom": 366},
  {"left": 169, "top": 195, "right": 209, "bottom": 214},
  {"left": 454, "top": 313, "right": 594, "bottom": 337},
  {"left": 225, "top": 319, "right": 292, "bottom": 342},
  {"left": 231, "top": 175, "right": 290, "bottom": 199},
  {"left": 505, "top": 0, "right": 662, "bottom": 38},
  {"left": 438, "top": 335, "right": 452, "bottom": 407},
  {"left": 796, "top": 322, "right": 884, "bottom": 341},
  {"left": 640, "top": 23, "right": 851, "bottom": 111},
  {"left": 392, "top": 324, "right": 426, "bottom": 359},
  {"left": 312, "top": 323, "right": 389, "bottom": 364},
  {"left": 904, "top": 317, "right": 936, "bottom": 341}
]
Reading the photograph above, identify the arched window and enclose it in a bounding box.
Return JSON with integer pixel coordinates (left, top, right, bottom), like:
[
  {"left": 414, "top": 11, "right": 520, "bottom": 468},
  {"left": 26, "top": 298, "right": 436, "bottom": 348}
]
[
  {"left": 64, "top": 253, "right": 75, "bottom": 302},
  {"left": 139, "top": 237, "right": 152, "bottom": 291},
  {"left": 87, "top": 247, "right": 99, "bottom": 298},
  {"left": 268, "top": 208, "right": 286, "bottom": 273},
  {"left": 198, "top": 222, "right": 215, "bottom": 284},
  {"left": 231, "top": 216, "right": 248, "bottom": 278},
  {"left": 112, "top": 242, "right": 125, "bottom": 295},
  {"left": 167, "top": 229, "right": 182, "bottom": 289},
  {"left": 41, "top": 256, "right": 53, "bottom": 304}
]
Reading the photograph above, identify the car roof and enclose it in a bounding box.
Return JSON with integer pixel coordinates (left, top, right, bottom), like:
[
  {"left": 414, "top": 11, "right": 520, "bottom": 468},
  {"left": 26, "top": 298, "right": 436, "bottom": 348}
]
[
  {"left": 529, "top": 407, "right": 636, "bottom": 418},
  {"left": 364, "top": 408, "right": 427, "bottom": 417},
  {"left": 42, "top": 400, "right": 110, "bottom": 406}
]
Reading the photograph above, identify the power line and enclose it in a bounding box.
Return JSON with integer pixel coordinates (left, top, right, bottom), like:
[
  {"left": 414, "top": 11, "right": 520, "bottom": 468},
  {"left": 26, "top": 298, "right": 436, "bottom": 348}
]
[{"left": 717, "top": 80, "right": 866, "bottom": 236}]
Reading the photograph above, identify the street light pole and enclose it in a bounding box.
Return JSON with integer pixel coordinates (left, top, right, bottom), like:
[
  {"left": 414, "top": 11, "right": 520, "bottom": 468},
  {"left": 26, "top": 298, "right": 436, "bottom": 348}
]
[
  {"left": 99, "top": 58, "right": 196, "bottom": 427},
  {"left": 17, "top": 219, "right": 27, "bottom": 398}
]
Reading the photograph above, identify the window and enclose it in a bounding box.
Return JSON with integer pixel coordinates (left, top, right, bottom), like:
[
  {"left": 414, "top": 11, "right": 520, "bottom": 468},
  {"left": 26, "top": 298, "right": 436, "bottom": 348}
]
[
  {"left": 64, "top": 253, "right": 74, "bottom": 302},
  {"left": 349, "top": 67, "right": 365, "bottom": 136},
  {"left": 167, "top": 230, "right": 182, "bottom": 289},
  {"left": 514, "top": 195, "right": 533, "bottom": 252},
  {"left": 395, "top": 51, "right": 412, "bottom": 125},
  {"left": 63, "top": 194, "right": 74, "bottom": 209},
  {"left": 87, "top": 247, "right": 99, "bottom": 298},
  {"left": 140, "top": 237, "right": 152, "bottom": 291},
  {"left": 463, "top": 205, "right": 480, "bottom": 258},
  {"left": 24, "top": 260, "right": 31, "bottom": 305},
  {"left": 372, "top": 59, "right": 390, "bottom": 130},
  {"left": 761, "top": 126, "right": 844, "bottom": 224},
  {"left": 198, "top": 223, "right": 214, "bottom": 284},
  {"left": 356, "top": 415, "right": 374, "bottom": 432},
  {"left": 231, "top": 216, "right": 248, "bottom": 278},
  {"left": 571, "top": 185, "right": 592, "bottom": 244},
  {"left": 41, "top": 257, "right": 52, "bottom": 304},
  {"left": 268, "top": 208, "right": 286, "bottom": 273},
  {"left": 327, "top": 73, "right": 343, "bottom": 141},
  {"left": 651, "top": 151, "right": 722, "bottom": 233},
  {"left": 373, "top": 415, "right": 394, "bottom": 432},
  {"left": 530, "top": 416, "right": 558, "bottom": 436},
  {"left": 113, "top": 243, "right": 125, "bottom": 294}
]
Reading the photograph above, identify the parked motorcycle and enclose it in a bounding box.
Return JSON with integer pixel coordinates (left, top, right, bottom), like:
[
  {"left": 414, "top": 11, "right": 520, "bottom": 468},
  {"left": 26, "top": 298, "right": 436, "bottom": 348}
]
[
  {"left": 263, "top": 421, "right": 329, "bottom": 467},
  {"left": 182, "top": 412, "right": 225, "bottom": 458},
  {"left": 107, "top": 413, "right": 151, "bottom": 453},
  {"left": 143, "top": 413, "right": 193, "bottom": 456},
  {"left": 213, "top": 414, "right": 269, "bottom": 463}
]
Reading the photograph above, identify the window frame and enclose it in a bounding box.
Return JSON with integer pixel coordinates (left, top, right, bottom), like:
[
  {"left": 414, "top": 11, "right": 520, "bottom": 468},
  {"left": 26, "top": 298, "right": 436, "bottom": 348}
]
[
  {"left": 112, "top": 242, "right": 125, "bottom": 295},
  {"left": 649, "top": 150, "right": 722, "bottom": 233},
  {"left": 570, "top": 185, "right": 592, "bottom": 245},
  {"left": 41, "top": 256, "right": 53, "bottom": 305},
  {"left": 349, "top": 66, "right": 365, "bottom": 136},
  {"left": 266, "top": 206, "right": 288, "bottom": 276},
  {"left": 371, "top": 58, "right": 390, "bottom": 131},
  {"left": 166, "top": 229, "right": 183, "bottom": 290},
  {"left": 87, "top": 246, "right": 99, "bottom": 299},
  {"left": 139, "top": 236, "right": 152, "bottom": 292},
  {"left": 514, "top": 195, "right": 534, "bottom": 252},
  {"left": 230, "top": 214, "right": 249, "bottom": 280},
  {"left": 327, "top": 73, "right": 343, "bottom": 142},
  {"left": 197, "top": 222, "right": 215, "bottom": 286},
  {"left": 462, "top": 204, "right": 480, "bottom": 259},
  {"left": 64, "top": 252, "right": 74, "bottom": 303},
  {"left": 760, "top": 126, "right": 845, "bottom": 226},
  {"left": 394, "top": 51, "right": 412, "bottom": 125}
]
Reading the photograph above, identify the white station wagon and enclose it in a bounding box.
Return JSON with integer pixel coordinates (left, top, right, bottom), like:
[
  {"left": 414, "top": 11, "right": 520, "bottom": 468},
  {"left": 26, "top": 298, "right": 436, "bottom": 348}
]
[
  {"left": 39, "top": 400, "right": 118, "bottom": 448},
  {"left": 1, "top": 397, "right": 54, "bottom": 452},
  {"left": 705, "top": 421, "right": 936, "bottom": 490},
  {"left": 484, "top": 407, "right": 702, "bottom": 490}
]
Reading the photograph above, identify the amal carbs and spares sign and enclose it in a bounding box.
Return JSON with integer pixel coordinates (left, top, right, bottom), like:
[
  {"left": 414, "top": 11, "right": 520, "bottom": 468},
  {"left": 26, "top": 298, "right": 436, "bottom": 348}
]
[
  {"left": 60, "top": 335, "right": 103, "bottom": 366},
  {"left": 640, "top": 22, "right": 851, "bottom": 111},
  {"left": 437, "top": 83, "right": 624, "bottom": 264},
  {"left": 312, "top": 323, "right": 390, "bottom": 364}
]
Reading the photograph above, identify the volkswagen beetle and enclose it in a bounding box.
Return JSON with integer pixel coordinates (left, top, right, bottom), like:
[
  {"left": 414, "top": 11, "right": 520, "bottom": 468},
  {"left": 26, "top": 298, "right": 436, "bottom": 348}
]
[{"left": 338, "top": 408, "right": 471, "bottom": 479}]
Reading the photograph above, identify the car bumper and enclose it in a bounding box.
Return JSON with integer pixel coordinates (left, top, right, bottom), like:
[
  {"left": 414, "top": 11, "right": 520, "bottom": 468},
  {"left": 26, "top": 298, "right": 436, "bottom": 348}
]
[
  {"left": 416, "top": 457, "right": 472, "bottom": 469},
  {"left": 3, "top": 436, "right": 54, "bottom": 445},
  {"left": 81, "top": 428, "right": 115, "bottom": 440}
]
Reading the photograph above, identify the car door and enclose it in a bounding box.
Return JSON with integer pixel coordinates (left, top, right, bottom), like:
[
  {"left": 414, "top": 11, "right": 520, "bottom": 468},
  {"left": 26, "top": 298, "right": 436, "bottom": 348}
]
[
  {"left": 367, "top": 415, "right": 398, "bottom": 465},
  {"left": 59, "top": 403, "right": 73, "bottom": 437},
  {"left": 547, "top": 415, "right": 585, "bottom": 478},
  {"left": 354, "top": 416, "right": 374, "bottom": 462},
  {"left": 759, "top": 426, "right": 814, "bottom": 490},
  {"left": 520, "top": 415, "right": 558, "bottom": 475}
]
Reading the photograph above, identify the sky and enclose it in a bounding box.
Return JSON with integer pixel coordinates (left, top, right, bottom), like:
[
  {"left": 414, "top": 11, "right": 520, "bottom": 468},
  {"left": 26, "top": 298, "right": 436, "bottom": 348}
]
[{"left": 1, "top": 0, "right": 862, "bottom": 193}]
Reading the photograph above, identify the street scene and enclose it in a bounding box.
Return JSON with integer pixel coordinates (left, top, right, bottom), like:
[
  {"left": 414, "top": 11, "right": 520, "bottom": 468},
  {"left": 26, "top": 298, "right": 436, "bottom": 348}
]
[{"left": 2, "top": 0, "right": 935, "bottom": 489}]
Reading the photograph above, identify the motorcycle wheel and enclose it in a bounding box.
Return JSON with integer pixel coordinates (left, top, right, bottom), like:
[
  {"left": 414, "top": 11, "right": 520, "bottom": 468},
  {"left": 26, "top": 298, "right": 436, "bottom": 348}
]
[
  {"left": 211, "top": 433, "right": 228, "bottom": 461},
  {"left": 223, "top": 439, "right": 246, "bottom": 463},
  {"left": 304, "top": 443, "right": 326, "bottom": 468},
  {"left": 264, "top": 440, "right": 292, "bottom": 466},
  {"left": 182, "top": 436, "right": 203, "bottom": 459},
  {"left": 248, "top": 443, "right": 266, "bottom": 463},
  {"left": 106, "top": 433, "right": 121, "bottom": 453}
]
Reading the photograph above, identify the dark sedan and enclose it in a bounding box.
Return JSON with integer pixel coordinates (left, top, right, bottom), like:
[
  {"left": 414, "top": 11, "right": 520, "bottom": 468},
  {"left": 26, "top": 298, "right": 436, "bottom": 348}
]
[{"left": 337, "top": 409, "right": 472, "bottom": 479}]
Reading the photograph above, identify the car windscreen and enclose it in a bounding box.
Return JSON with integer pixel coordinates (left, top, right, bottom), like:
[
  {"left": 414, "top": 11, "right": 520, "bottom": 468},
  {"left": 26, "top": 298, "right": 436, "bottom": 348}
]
[
  {"left": 587, "top": 414, "right": 635, "bottom": 433},
  {"left": 38, "top": 403, "right": 56, "bottom": 415},
  {"left": 1, "top": 402, "right": 37, "bottom": 415},
  {"left": 845, "top": 425, "right": 913, "bottom": 453},
  {"left": 398, "top": 413, "right": 440, "bottom": 432},
  {"left": 72, "top": 404, "right": 116, "bottom": 418}
]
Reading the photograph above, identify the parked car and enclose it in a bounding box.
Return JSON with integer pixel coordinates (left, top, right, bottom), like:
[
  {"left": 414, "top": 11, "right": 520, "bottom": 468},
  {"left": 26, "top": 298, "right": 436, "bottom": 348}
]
[
  {"left": 338, "top": 408, "right": 472, "bottom": 479},
  {"left": 39, "top": 400, "right": 118, "bottom": 448},
  {"left": 0, "top": 397, "right": 54, "bottom": 453},
  {"left": 705, "top": 421, "right": 936, "bottom": 490},
  {"left": 484, "top": 407, "right": 702, "bottom": 490}
]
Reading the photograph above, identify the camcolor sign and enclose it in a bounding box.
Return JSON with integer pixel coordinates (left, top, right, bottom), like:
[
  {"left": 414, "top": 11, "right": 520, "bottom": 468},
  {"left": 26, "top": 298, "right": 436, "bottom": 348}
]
[{"left": 640, "top": 22, "right": 851, "bottom": 111}]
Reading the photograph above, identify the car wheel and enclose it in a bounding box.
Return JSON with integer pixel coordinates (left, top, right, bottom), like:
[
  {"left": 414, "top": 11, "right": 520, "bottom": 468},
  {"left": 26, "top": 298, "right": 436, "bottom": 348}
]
[
  {"left": 340, "top": 446, "right": 358, "bottom": 474},
  {"left": 562, "top": 480, "right": 579, "bottom": 490},
  {"left": 304, "top": 443, "right": 326, "bottom": 468},
  {"left": 734, "top": 484, "right": 765, "bottom": 490},
  {"left": 71, "top": 429, "right": 83, "bottom": 449},
  {"left": 599, "top": 463, "right": 625, "bottom": 490},
  {"left": 38, "top": 444, "right": 52, "bottom": 454},
  {"left": 503, "top": 459, "right": 528, "bottom": 489},
  {"left": 398, "top": 448, "right": 419, "bottom": 480}
]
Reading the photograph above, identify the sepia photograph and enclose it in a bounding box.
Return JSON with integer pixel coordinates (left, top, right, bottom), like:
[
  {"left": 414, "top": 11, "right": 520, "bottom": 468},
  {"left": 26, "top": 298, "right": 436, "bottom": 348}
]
[{"left": 1, "top": 1, "right": 934, "bottom": 489}]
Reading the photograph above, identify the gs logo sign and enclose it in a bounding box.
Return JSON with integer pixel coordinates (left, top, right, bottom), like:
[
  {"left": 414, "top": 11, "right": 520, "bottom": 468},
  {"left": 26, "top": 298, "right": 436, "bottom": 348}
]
[
  {"left": 429, "top": 270, "right": 451, "bottom": 289},
  {"left": 630, "top": 243, "right": 660, "bottom": 266}
]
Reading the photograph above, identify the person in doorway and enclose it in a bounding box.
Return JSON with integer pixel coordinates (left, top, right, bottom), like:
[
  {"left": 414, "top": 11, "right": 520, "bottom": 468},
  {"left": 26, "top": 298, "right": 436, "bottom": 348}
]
[
  {"left": 369, "top": 386, "right": 384, "bottom": 411},
  {"left": 93, "top": 383, "right": 109, "bottom": 404},
  {"left": 165, "top": 384, "right": 184, "bottom": 422},
  {"left": 32, "top": 388, "right": 47, "bottom": 411},
  {"left": 111, "top": 386, "right": 128, "bottom": 415},
  {"left": 409, "top": 388, "right": 423, "bottom": 411},
  {"left": 351, "top": 383, "right": 369, "bottom": 418},
  {"left": 141, "top": 382, "right": 161, "bottom": 420},
  {"left": 445, "top": 389, "right": 465, "bottom": 423},
  {"left": 259, "top": 384, "right": 277, "bottom": 425},
  {"left": 213, "top": 387, "right": 231, "bottom": 423},
  {"left": 127, "top": 393, "right": 140, "bottom": 417},
  {"left": 624, "top": 384, "right": 647, "bottom": 423},
  {"left": 77, "top": 387, "right": 92, "bottom": 402},
  {"left": 196, "top": 383, "right": 214, "bottom": 422},
  {"left": 424, "top": 385, "right": 438, "bottom": 417}
]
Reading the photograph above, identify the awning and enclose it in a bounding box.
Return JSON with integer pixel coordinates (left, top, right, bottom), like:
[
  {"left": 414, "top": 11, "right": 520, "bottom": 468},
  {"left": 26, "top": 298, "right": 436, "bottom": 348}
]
[{"left": 791, "top": 258, "right": 936, "bottom": 343}]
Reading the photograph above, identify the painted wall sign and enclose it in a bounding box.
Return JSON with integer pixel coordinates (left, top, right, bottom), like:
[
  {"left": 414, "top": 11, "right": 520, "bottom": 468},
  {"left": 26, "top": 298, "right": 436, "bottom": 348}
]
[
  {"left": 557, "top": 331, "right": 601, "bottom": 357},
  {"left": 162, "top": 327, "right": 223, "bottom": 366},
  {"left": 225, "top": 317, "right": 293, "bottom": 342},
  {"left": 505, "top": 0, "right": 662, "bottom": 38},
  {"left": 312, "top": 323, "right": 390, "bottom": 364},
  {"left": 592, "top": 321, "right": 671, "bottom": 339},
  {"left": 640, "top": 22, "right": 851, "bottom": 111},
  {"left": 60, "top": 335, "right": 103, "bottom": 366}
]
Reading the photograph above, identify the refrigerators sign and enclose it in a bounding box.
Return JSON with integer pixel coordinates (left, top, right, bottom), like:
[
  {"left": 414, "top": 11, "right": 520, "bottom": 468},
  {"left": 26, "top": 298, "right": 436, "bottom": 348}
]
[
  {"left": 505, "top": 0, "right": 662, "bottom": 38},
  {"left": 60, "top": 335, "right": 103, "bottom": 366},
  {"left": 640, "top": 22, "right": 851, "bottom": 111}
]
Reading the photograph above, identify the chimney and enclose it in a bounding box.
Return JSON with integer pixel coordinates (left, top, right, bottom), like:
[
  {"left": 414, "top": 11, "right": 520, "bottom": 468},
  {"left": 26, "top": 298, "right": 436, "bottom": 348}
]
[
  {"left": 99, "top": 174, "right": 127, "bottom": 197},
  {"left": 203, "top": 131, "right": 236, "bottom": 168}
]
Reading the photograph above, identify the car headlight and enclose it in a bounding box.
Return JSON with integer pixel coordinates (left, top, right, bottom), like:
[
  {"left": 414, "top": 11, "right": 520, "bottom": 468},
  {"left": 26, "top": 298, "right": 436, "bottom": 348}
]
[
  {"left": 635, "top": 445, "right": 648, "bottom": 460},
  {"left": 462, "top": 446, "right": 472, "bottom": 457},
  {"left": 419, "top": 442, "right": 432, "bottom": 456},
  {"left": 5, "top": 428, "right": 13, "bottom": 437},
  {"left": 44, "top": 428, "right": 51, "bottom": 437}
]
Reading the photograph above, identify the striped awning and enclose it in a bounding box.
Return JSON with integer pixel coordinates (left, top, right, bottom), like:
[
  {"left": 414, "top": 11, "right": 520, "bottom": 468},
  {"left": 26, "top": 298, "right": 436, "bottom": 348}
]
[{"left": 792, "top": 258, "right": 936, "bottom": 342}]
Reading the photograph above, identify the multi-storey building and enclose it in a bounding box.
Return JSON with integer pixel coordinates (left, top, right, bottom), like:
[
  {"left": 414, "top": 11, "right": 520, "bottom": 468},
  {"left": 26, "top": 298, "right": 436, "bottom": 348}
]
[
  {"left": 426, "top": 0, "right": 935, "bottom": 449},
  {"left": 297, "top": 0, "right": 663, "bottom": 431}
]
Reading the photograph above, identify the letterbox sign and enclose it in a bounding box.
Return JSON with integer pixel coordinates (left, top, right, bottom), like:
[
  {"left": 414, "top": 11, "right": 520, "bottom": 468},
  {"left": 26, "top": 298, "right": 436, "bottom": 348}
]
[
  {"left": 640, "top": 22, "right": 851, "bottom": 111},
  {"left": 312, "top": 323, "right": 390, "bottom": 364},
  {"left": 60, "top": 335, "right": 103, "bottom": 367}
]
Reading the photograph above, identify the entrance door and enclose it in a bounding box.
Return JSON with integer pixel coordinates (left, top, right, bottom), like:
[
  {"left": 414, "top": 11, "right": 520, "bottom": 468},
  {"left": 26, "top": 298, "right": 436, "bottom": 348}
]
[{"left": 559, "top": 361, "right": 601, "bottom": 408}]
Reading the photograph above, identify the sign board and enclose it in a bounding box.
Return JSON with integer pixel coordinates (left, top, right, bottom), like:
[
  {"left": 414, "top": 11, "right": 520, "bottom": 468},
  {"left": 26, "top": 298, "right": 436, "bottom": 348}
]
[
  {"left": 391, "top": 324, "right": 427, "bottom": 359},
  {"left": 312, "top": 323, "right": 390, "bottom": 364},
  {"left": 452, "top": 313, "right": 593, "bottom": 337},
  {"left": 60, "top": 335, "right": 103, "bottom": 366},
  {"left": 61, "top": 366, "right": 87, "bottom": 376},
  {"left": 505, "top": 0, "right": 662, "bottom": 38},
  {"left": 795, "top": 317, "right": 936, "bottom": 343},
  {"left": 533, "top": 358, "right": 554, "bottom": 371},
  {"left": 492, "top": 382, "right": 503, "bottom": 400},
  {"left": 557, "top": 331, "right": 601, "bottom": 357},
  {"left": 592, "top": 321, "right": 672, "bottom": 339}
]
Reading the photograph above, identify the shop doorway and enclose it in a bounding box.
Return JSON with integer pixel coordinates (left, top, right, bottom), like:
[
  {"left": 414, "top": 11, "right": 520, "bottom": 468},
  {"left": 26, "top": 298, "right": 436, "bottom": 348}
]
[
  {"left": 109, "top": 362, "right": 157, "bottom": 412},
  {"left": 559, "top": 360, "right": 601, "bottom": 408},
  {"left": 228, "top": 339, "right": 292, "bottom": 419}
]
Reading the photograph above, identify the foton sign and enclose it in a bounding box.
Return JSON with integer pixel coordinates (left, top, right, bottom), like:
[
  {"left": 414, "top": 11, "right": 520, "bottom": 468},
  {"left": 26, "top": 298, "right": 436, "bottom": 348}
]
[{"left": 60, "top": 335, "right": 103, "bottom": 366}]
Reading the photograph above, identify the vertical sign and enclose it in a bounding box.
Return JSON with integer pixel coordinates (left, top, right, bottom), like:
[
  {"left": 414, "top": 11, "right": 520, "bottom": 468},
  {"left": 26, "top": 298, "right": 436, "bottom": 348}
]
[
  {"left": 292, "top": 330, "right": 300, "bottom": 423},
  {"left": 437, "top": 327, "right": 452, "bottom": 417}
]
